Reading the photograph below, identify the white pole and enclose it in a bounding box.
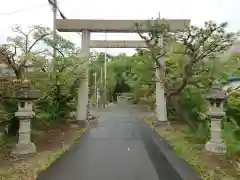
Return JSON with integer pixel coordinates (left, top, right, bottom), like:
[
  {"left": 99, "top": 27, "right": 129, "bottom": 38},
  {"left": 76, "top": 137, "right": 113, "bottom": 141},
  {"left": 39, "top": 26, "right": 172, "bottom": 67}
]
[
  {"left": 94, "top": 72, "right": 97, "bottom": 107},
  {"left": 104, "top": 33, "right": 107, "bottom": 108},
  {"left": 96, "top": 87, "right": 99, "bottom": 108},
  {"left": 76, "top": 30, "right": 90, "bottom": 122},
  {"left": 100, "top": 67, "right": 103, "bottom": 108},
  {"left": 52, "top": 0, "right": 57, "bottom": 59}
]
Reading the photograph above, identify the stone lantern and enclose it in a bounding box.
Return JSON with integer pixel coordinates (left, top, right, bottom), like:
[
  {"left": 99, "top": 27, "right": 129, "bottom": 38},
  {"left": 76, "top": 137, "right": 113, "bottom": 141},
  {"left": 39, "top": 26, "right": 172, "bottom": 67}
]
[
  {"left": 12, "top": 79, "right": 39, "bottom": 155},
  {"left": 205, "top": 82, "right": 227, "bottom": 154}
]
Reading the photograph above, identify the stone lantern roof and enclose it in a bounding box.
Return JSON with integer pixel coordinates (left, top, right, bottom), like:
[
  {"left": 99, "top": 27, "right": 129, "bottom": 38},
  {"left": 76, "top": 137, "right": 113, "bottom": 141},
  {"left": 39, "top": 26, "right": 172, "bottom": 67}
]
[
  {"left": 15, "top": 79, "right": 38, "bottom": 101},
  {"left": 205, "top": 83, "right": 226, "bottom": 101}
]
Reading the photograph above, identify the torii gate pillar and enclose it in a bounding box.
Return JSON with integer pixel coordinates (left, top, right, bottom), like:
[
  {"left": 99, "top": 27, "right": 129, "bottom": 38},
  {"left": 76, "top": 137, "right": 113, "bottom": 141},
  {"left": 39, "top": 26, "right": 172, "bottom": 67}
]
[
  {"left": 155, "top": 59, "right": 167, "bottom": 124},
  {"left": 76, "top": 30, "right": 90, "bottom": 123}
]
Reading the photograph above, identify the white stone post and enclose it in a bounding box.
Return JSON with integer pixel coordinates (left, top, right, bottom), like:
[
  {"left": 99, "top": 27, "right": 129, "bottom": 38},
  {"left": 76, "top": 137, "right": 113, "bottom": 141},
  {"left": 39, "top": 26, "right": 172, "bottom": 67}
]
[
  {"left": 205, "top": 84, "right": 227, "bottom": 154},
  {"left": 76, "top": 30, "right": 90, "bottom": 125},
  {"left": 154, "top": 36, "right": 168, "bottom": 126},
  {"left": 155, "top": 67, "right": 167, "bottom": 123},
  {"left": 12, "top": 102, "right": 36, "bottom": 155}
]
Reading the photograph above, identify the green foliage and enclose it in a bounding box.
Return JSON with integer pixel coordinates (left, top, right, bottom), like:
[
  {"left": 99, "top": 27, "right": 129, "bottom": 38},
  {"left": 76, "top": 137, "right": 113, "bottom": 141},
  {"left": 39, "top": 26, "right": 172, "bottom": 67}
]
[
  {"left": 139, "top": 95, "right": 156, "bottom": 110},
  {"left": 0, "top": 104, "right": 9, "bottom": 133},
  {"left": 179, "top": 86, "right": 208, "bottom": 122},
  {"left": 0, "top": 90, "right": 19, "bottom": 136},
  {"left": 34, "top": 56, "right": 83, "bottom": 124},
  {"left": 225, "top": 91, "right": 240, "bottom": 126},
  {"left": 183, "top": 121, "right": 210, "bottom": 144},
  {"left": 222, "top": 121, "right": 240, "bottom": 157},
  {"left": 178, "top": 85, "right": 210, "bottom": 143},
  {"left": 0, "top": 24, "right": 85, "bottom": 133}
]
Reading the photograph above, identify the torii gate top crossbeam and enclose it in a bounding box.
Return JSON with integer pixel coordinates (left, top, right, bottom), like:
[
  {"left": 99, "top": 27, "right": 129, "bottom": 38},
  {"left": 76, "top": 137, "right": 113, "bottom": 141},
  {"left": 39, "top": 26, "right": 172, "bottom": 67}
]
[{"left": 56, "top": 19, "right": 190, "bottom": 33}]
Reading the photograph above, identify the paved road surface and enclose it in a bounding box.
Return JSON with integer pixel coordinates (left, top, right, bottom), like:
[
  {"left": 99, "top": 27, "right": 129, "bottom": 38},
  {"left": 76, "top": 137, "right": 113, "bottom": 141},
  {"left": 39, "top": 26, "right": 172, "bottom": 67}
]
[{"left": 37, "top": 106, "right": 182, "bottom": 180}]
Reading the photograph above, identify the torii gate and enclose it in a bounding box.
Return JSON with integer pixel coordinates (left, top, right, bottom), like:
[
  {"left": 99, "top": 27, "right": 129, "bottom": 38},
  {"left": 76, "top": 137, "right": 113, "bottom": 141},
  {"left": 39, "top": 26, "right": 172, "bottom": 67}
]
[{"left": 56, "top": 19, "right": 190, "bottom": 125}]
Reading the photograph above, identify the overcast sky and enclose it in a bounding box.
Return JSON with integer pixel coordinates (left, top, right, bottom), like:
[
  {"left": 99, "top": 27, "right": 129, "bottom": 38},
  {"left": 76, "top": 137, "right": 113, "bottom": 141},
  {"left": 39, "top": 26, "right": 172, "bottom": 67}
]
[{"left": 0, "top": 0, "right": 239, "bottom": 55}]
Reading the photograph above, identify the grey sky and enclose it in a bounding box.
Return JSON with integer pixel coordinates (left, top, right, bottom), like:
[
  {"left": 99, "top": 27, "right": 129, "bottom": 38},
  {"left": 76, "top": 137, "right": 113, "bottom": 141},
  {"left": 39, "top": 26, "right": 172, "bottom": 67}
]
[{"left": 0, "top": 0, "right": 239, "bottom": 55}]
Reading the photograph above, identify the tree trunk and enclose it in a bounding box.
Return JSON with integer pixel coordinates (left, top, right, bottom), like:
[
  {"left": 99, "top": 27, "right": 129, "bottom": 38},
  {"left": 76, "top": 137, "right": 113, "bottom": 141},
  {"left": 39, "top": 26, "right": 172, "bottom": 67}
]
[{"left": 167, "top": 95, "right": 198, "bottom": 131}]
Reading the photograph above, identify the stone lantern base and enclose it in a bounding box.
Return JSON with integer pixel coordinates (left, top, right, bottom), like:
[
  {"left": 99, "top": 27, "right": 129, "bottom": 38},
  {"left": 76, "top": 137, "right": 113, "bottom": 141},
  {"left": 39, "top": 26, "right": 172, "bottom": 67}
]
[
  {"left": 12, "top": 142, "right": 36, "bottom": 155},
  {"left": 205, "top": 140, "right": 227, "bottom": 154},
  {"left": 12, "top": 111, "right": 36, "bottom": 155}
]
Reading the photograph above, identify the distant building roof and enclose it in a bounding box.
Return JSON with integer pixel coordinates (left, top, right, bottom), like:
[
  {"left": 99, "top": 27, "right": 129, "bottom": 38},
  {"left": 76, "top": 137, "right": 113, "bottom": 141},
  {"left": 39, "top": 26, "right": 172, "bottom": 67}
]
[
  {"left": 228, "top": 77, "right": 240, "bottom": 83},
  {"left": 220, "top": 41, "right": 240, "bottom": 61},
  {"left": 231, "top": 41, "right": 240, "bottom": 53}
]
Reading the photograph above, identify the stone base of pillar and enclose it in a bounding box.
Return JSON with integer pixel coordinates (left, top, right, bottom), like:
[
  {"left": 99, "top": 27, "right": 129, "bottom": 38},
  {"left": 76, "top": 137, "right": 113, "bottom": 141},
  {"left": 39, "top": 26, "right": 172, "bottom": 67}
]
[
  {"left": 75, "top": 120, "right": 88, "bottom": 127},
  {"left": 12, "top": 142, "right": 36, "bottom": 155},
  {"left": 70, "top": 123, "right": 81, "bottom": 129},
  {"left": 89, "top": 119, "right": 99, "bottom": 125},
  {"left": 205, "top": 140, "right": 227, "bottom": 154},
  {"left": 152, "top": 120, "right": 169, "bottom": 127},
  {"left": 88, "top": 116, "right": 99, "bottom": 125}
]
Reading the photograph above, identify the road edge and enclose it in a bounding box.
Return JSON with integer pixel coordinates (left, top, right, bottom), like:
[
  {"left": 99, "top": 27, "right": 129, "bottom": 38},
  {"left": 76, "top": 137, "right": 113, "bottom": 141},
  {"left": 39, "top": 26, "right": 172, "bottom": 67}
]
[
  {"left": 36, "top": 126, "right": 89, "bottom": 179},
  {"left": 139, "top": 118, "right": 201, "bottom": 180}
]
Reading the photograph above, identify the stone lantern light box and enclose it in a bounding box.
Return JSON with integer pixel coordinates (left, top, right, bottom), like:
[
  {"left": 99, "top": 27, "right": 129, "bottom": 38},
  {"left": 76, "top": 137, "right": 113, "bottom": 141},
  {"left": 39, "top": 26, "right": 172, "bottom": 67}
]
[
  {"left": 205, "top": 83, "right": 227, "bottom": 154},
  {"left": 205, "top": 84, "right": 226, "bottom": 112}
]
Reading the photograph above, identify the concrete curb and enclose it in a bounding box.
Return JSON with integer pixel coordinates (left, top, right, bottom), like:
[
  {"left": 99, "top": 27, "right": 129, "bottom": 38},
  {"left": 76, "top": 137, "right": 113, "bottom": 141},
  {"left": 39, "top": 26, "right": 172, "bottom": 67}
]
[{"left": 139, "top": 118, "right": 201, "bottom": 180}]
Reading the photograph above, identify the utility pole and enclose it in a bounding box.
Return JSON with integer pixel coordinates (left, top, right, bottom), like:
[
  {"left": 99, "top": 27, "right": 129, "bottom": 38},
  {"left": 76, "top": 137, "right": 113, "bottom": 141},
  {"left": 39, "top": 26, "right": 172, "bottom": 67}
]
[
  {"left": 52, "top": 0, "right": 57, "bottom": 59},
  {"left": 48, "top": 0, "right": 93, "bottom": 118},
  {"left": 48, "top": 0, "right": 57, "bottom": 58}
]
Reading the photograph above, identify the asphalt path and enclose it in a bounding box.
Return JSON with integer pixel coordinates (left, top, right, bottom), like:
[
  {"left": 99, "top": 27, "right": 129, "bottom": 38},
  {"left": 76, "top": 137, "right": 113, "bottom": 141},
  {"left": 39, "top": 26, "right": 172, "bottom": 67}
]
[{"left": 37, "top": 106, "right": 183, "bottom": 180}]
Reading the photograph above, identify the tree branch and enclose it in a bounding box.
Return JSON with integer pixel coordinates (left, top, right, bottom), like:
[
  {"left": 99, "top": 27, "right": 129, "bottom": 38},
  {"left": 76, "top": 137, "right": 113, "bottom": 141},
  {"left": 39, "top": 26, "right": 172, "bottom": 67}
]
[
  {"left": 0, "top": 45, "right": 21, "bottom": 78},
  {"left": 28, "top": 33, "right": 50, "bottom": 52},
  {"left": 12, "top": 25, "right": 26, "bottom": 36},
  {"left": 226, "top": 85, "right": 240, "bottom": 98}
]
